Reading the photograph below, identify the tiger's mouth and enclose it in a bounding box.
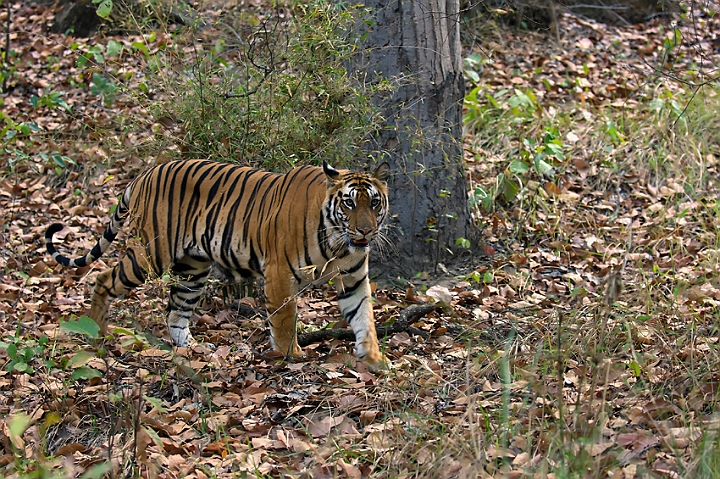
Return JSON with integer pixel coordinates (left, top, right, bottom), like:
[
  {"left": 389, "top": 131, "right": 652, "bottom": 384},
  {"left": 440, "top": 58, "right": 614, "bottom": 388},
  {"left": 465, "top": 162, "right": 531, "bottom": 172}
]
[{"left": 350, "top": 238, "right": 370, "bottom": 247}]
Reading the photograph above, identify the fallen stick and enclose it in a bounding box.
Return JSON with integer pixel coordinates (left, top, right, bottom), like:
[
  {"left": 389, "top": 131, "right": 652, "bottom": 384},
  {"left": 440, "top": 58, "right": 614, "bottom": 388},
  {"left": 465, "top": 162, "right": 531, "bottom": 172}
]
[{"left": 297, "top": 303, "right": 435, "bottom": 347}]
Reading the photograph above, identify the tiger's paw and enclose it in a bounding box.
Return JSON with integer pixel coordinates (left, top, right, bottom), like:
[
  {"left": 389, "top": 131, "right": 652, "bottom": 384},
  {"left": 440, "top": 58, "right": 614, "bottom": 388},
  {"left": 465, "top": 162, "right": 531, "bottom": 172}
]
[
  {"left": 271, "top": 341, "right": 304, "bottom": 361},
  {"left": 286, "top": 343, "right": 304, "bottom": 361},
  {"left": 169, "top": 326, "right": 193, "bottom": 348},
  {"left": 190, "top": 338, "right": 216, "bottom": 351},
  {"left": 360, "top": 349, "right": 391, "bottom": 372}
]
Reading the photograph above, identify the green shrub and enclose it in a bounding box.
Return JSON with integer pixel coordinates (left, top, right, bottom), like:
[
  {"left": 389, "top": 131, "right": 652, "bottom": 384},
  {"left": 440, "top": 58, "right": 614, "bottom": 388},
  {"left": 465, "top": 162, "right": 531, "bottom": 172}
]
[{"left": 155, "top": 0, "right": 381, "bottom": 171}]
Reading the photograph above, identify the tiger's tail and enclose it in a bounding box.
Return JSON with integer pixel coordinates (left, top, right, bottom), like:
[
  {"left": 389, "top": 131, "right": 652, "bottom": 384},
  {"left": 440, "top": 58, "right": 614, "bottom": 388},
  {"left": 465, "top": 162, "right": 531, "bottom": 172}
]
[{"left": 45, "top": 188, "right": 131, "bottom": 268}]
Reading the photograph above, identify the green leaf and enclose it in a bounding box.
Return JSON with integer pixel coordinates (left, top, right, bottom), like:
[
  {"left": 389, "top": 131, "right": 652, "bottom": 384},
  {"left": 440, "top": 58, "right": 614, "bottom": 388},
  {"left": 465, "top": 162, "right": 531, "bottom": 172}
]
[
  {"left": 90, "top": 73, "right": 108, "bottom": 96},
  {"left": 106, "top": 40, "right": 123, "bottom": 57},
  {"left": 70, "top": 350, "right": 95, "bottom": 367},
  {"left": 534, "top": 157, "right": 554, "bottom": 176},
  {"left": 650, "top": 99, "right": 664, "bottom": 112},
  {"left": 455, "top": 237, "right": 470, "bottom": 249},
  {"left": 464, "top": 69, "right": 480, "bottom": 83},
  {"left": 545, "top": 142, "right": 565, "bottom": 160},
  {"left": 673, "top": 27, "right": 682, "bottom": 47},
  {"left": 509, "top": 160, "right": 530, "bottom": 174},
  {"left": 93, "top": 0, "right": 113, "bottom": 19},
  {"left": 132, "top": 42, "right": 149, "bottom": 59},
  {"left": 143, "top": 395, "right": 167, "bottom": 412},
  {"left": 112, "top": 327, "right": 138, "bottom": 337},
  {"left": 52, "top": 155, "right": 67, "bottom": 168},
  {"left": 60, "top": 316, "right": 100, "bottom": 339},
  {"left": 501, "top": 176, "right": 519, "bottom": 202},
  {"left": 486, "top": 92, "right": 500, "bottom": 109},
  {"left": 628, "top": 360, "right": 641, "bottom": 377},
  {"left": 79, "top": 462, "right": 112, "bottom": 479},
  {"left": 8, "top": 413, "right": 33, "bottom": 442},
  {"left": 70, "top": 366, "right": 103, "bottom": 380},
  {"left": 21, "top": 347, "right": 35, "bottom": 362},
  {"left": 12, "top": 362, "right": 29, "bottom": 373},
  {"left": 143, "top": 425, "right": 164, "bottom": 449}
]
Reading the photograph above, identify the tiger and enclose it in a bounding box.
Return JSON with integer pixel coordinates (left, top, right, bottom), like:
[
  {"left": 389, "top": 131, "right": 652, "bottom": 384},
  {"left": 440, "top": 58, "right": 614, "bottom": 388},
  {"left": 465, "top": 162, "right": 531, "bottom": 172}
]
[{"left": 45, "top": 159, "right": 391, "bottom": 369}]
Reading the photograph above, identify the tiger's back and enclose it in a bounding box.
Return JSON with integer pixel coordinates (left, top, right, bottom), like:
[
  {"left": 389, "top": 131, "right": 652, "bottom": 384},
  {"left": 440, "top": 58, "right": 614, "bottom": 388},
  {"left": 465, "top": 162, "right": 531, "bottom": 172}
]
[
  {"left": 45, "top": 159, "right": 391, "bottom": 369},
  {"left": 127, "top": 160, "right": 327, "bottom": 281}
]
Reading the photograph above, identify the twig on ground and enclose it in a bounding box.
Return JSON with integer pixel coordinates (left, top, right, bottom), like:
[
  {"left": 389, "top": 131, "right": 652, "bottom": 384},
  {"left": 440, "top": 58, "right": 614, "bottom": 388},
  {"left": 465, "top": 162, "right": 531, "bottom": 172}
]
[
  {"left": 226, "top": 300, "right": 436, "bottom": 346},
  {"left": 297, "top": 303, "right": 435, "bottom": 347}
]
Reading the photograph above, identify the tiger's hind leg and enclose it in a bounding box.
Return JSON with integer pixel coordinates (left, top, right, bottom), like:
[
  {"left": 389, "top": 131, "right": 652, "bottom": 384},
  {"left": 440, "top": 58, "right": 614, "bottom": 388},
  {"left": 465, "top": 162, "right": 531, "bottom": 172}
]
[
  {"left": 166, "top": 256, "right": 212, "bottom": 347},
  {"left": 90, "top": 237, "right": 149, "bottom": 337},
  {"left": 264, "top": 265, "right": 303, "bottom": 359}
]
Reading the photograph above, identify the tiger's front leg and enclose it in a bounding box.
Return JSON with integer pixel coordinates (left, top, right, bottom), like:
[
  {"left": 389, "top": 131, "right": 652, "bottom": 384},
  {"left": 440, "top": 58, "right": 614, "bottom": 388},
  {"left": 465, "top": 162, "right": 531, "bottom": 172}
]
[{"left": 336, "top": 269, "right": 386, "bottom": 370}]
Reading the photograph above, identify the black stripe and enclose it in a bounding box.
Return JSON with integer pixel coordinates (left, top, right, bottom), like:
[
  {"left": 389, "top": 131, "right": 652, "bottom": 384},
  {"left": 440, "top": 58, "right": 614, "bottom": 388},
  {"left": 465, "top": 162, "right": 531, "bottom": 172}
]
[
  {"left": 269, "top": 168, "right": 309, "bottom": 249},
  {"left": 150, "top": 162, "right": 170, "bottom": 271},
  {"left": 249, "top": 243, "right": 261, "bottom": 274},
  {"left": 86, "top": 243, "right": 104, "bottom": 262},
  {"left": 337, "top": 275, "right": 366, "bottom": 300},
  {"left": 285, "top": 252, "right": 302, "bottom": 284},
  {"left": 342, "top": 297, "right": 366, "bottom": 324},
  {"left": 182, "top": 162, "right": 216, "bottom": 252},
  {"left": 302, "top": 183, "right": 313, "bottom": 268},
  {"left": 204, "top": 167, "right": 228, "bottom": 208},
  {"left": 343, "top": 257, "right": 366, "bottom": 275},
  {"left": 317, "top": 210, "right": 330, "bottom": 260},
  {"left": 243, "top": 173, "right": 278, "bottom": 238},
  {"left": 102, "top": 225, "right": 117, "bottom": 243},
  {"left": 71, "top": 256, "right": 88, "bottom": 268},
  {"left": 126, "top": 249, "right": 146, "bottom": 285},
  {"left": 221, "top": 170, "right": 256, "bottom": 265}
]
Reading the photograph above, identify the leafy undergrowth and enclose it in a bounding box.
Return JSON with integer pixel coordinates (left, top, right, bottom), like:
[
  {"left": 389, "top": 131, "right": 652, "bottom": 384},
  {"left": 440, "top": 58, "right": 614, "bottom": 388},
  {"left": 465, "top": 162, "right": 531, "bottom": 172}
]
[{"left": 2, "top": 2, "right": 720, "bottom": 479}]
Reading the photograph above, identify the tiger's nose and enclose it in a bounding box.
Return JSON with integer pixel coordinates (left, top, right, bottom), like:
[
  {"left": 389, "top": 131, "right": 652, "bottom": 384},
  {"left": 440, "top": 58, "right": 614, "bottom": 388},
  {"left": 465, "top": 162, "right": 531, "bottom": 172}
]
[{"left": 357, "top": 227, "right": 372, "bottom": 236}]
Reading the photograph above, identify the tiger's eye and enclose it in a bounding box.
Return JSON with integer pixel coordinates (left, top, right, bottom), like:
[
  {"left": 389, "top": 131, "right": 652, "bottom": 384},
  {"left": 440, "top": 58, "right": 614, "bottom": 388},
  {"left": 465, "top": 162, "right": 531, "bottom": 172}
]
[
  {"left": 371, "top": 198, "right": 380, "bottom": 208},
  {"left": 343, "top": 198, "right": 355, "bottom": 209}
]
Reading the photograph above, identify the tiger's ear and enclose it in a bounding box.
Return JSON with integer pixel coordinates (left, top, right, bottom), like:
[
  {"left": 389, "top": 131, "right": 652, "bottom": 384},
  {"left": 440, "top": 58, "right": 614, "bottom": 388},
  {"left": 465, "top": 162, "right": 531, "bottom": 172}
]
[
  {"left": 323, "top": 161, "right": 341, "bottom": 182},
  {"left": 373, "top": 162, "right": 391, "bottom": 182}
]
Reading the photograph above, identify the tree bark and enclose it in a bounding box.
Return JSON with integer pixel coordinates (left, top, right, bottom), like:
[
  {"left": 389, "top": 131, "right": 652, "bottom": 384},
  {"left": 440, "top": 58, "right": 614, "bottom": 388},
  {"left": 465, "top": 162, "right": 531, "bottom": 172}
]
[
  {"left": 350, "top": 0, "right": 473, "bottom": 279},
  {"left": 50, "top": 0, "right": 102, "bottom": 37}
]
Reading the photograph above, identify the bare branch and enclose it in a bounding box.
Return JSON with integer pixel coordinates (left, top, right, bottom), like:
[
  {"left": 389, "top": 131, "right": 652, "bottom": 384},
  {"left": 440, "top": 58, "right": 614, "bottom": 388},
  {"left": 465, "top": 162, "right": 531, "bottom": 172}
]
[{"left": 297, "top": 303, "right": 436, "bottom": 347}]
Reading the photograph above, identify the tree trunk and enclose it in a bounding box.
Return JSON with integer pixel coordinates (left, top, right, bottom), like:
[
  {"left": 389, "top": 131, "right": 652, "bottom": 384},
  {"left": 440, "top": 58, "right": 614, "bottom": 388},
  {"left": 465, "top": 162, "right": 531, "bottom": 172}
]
[
  {"left": 350, "top": 0, "right": 472, "bottom": 279},
  {"left": 50, "top": 0, "right": 102, "bottom": 37}
]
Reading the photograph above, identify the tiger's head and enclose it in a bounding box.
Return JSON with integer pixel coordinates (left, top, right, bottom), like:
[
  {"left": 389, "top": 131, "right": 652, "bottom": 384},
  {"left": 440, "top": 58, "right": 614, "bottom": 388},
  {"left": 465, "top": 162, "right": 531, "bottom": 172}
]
[{"left": 323, "top": 161, "right": 391, "bottom": 253}]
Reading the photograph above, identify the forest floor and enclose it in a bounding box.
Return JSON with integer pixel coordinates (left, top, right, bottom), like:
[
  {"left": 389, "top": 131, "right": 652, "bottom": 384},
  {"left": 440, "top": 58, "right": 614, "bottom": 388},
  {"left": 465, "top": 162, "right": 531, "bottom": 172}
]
[{"left": 1, "top": 1, "right": 720, "bottom": 478}]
